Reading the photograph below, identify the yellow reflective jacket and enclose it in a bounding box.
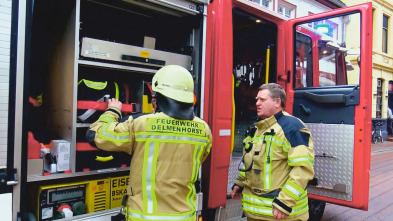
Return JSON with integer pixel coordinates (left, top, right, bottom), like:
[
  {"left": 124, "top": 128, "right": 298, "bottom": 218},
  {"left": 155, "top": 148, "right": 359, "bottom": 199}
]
[
  {"left": 90, "top": 108, "right": 212, "bottom": 221},
  {"left": 234, "top": 111, "right": 314, "bottom": 221}
]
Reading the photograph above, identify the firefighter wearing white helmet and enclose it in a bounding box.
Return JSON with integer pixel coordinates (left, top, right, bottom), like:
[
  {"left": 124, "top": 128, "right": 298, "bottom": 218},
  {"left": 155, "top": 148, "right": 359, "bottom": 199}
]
[
  {"left": 152, "top": 64, "right": 195, "bottom": 104},
  {"left": 87, "top": 65, "right": 212, "bottom": 221}
]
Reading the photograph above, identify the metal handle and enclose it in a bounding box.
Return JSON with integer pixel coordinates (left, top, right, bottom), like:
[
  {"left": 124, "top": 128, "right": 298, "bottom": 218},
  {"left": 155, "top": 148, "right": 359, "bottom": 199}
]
[
  {"left": 314, "top": 183, "right": 348, "bottom": 193},
  {"left": 0, "top": 168, "right": 18, "bottom": 186},
  {"left": 299, "top": 104, "right": 311, "bottom": 115},
  {"left": 304, "top": 92, "right": 346, "bottom": 104},
  {"left": 7, "top": 180, "right": 18, "bottom": 186}
]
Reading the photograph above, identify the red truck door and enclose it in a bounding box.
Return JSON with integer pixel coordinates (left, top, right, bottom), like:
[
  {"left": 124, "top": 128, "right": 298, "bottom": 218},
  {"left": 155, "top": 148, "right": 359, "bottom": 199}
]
[{"left": 285, "top": 3, "right": 372, "bottom": 210}]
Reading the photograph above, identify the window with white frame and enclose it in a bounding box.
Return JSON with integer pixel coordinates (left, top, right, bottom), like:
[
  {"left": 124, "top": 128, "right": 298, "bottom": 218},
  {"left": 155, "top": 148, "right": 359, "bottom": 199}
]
[
  {"left": 249, "top": 0, "right": 273, "bottom": 10},
  {"left": 383, "top": 14, "right": 389, "bottom": 53},
  {"left": 278, "top": 1, "right": 295, "bottom": 18}
]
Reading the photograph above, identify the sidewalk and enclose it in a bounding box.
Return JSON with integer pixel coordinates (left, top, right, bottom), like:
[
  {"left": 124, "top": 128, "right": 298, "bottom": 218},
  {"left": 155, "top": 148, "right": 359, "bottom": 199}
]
[
  {"left": 321, "top": 139, "right": 393, "bottom": 221},
  {"left": 371, "top": 136, "right": 393, "bottom": 153}
]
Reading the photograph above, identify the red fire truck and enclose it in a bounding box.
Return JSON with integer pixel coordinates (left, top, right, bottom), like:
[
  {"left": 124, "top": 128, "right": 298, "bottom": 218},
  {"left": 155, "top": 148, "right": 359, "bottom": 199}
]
[{"left": 0, "top": 0, "right": 371, "bottom": 220}]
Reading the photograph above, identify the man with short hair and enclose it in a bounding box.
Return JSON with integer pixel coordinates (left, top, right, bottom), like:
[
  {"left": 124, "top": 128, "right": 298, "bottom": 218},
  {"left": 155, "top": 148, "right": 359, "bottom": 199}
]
[
  {"left": 231, "top": 83, "right": 314, "bottom": 220},
  {"left": 88, "top": 65, "right": 212, "bottom": 221}
]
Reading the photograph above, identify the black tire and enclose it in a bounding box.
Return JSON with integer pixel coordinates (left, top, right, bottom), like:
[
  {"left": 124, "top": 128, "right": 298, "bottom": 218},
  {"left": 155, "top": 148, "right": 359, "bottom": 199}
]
[{"left": 308, "top": 199, "right": 326, "bottom": 221}]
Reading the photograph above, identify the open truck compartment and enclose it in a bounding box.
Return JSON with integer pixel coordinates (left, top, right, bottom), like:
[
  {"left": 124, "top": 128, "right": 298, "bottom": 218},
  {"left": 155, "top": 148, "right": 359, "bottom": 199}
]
[
  {"left": 26, "top": 0, "right": 207, "bottom": 219},
  {"left": 232, "top": 8, "right": 277, "bottom": 156}
]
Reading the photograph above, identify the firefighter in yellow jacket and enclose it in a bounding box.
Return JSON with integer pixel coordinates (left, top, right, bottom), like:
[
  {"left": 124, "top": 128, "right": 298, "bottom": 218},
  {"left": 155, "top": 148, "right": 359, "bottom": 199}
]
[
  {"left": 231, "top": 83, "right": 314, "bottom": 221},
  {"left": 88, "top": 65, "right": 212, "bottom": 221}
]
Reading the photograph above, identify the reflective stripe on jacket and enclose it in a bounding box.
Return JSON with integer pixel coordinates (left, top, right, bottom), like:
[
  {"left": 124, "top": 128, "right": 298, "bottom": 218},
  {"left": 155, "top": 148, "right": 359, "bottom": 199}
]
[
  {"left": 234, "top": 111, "right": 314, "bottom": 220},
  {"left": 90, "top": 109, "right": 212, "bottom": 220}
]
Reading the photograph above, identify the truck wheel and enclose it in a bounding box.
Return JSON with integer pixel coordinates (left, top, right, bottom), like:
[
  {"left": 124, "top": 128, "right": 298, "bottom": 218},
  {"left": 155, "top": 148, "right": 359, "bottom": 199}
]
[{"left": 308, "top": 199, "right": 326, "bottom": 221}]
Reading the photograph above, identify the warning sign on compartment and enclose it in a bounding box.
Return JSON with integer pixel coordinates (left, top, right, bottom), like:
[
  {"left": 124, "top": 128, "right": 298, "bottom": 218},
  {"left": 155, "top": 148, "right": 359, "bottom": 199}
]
[{"left": 110, "top": 176, "right": 129, "bottom": 208}]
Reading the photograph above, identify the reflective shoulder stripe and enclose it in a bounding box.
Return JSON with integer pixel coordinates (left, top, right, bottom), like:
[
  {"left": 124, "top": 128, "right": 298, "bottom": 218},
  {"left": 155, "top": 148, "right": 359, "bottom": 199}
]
[
  {"left": 253, "top": 135, "right": 262, "bottom": 143},
  {"left": 281, "top": 180, "right": 305, "bottom": 201},
  {"left": 288, "top": 156, "right": 314, "bottom": 166},
  {"left": 253, "top": 135, "right": 290, "bottom": 152},
  {"left": 264, "top": 136, "right": 290, "bottom": 152},
  {"left": 128, "top": 209, "right": 195, "bottom": 221},
  {"left": 98, "top": 124, "right": 130, "bottom": 143}
]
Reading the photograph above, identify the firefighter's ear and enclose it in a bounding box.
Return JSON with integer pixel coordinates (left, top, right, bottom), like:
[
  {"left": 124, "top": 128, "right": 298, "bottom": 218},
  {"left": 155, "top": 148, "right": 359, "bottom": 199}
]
[{"left": 274, "top": 98, "right": 281, "bottom": 108}]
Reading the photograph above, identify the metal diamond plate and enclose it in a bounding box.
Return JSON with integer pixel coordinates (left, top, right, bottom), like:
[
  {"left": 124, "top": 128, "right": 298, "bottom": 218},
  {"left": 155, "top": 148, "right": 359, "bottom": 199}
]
[
  {"left": 215, "top": 199, "right": 244, "bottom": 221},
  {"left": 306, "top": 123, "right": 354, "bottom": 201},
  {"left": 227, "top": 157, "right": 242, "bottom": 194},
  {"left": 233, "top": 120, "right": 253, "bottom": 154}
]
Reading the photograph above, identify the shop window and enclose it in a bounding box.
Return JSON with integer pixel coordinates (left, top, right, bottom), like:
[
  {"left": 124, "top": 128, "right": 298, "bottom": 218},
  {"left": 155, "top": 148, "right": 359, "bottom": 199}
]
[
  {"left": 376, "top": 78, "right": 383, "bottom": 118},
  {"left": 383, "top": 15, "right": 388, "bottom": 53}
]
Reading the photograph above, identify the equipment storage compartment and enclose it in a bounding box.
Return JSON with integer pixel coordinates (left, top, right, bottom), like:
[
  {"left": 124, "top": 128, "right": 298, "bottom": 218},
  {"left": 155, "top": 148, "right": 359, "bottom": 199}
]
[
  {"left": 78, "top": 0, "right": 199, "bottom": 71},
  {"left": 27, "top": 0, "right": 205, "bottom": 179},
  {"left": 75, "top": 0, "right": 205, "bottom": 173},
  {"left": 75, "top": 66, "right": 152, "bottom": 172},
  {"left": 26, "top": 0, "right": 207, "bottom": 219}
]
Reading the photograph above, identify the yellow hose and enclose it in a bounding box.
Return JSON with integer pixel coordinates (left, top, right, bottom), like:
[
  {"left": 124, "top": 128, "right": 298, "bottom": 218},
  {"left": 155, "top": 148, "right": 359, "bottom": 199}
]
[
  {"left": 265, "top": 45, "right": 270, "bottom": 84},
  {"left": 231, "top": 75, "right": 235, "bottom": 154}
]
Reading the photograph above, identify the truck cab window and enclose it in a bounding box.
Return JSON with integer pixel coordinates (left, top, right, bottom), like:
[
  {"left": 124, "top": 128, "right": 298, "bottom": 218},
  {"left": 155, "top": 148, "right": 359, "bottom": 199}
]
[
  {"left": 294, "top": 13, "right": 361, "bottom": 88},
  {"left": 295, "top": 32, "right": 313, "bottom": 88}
]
